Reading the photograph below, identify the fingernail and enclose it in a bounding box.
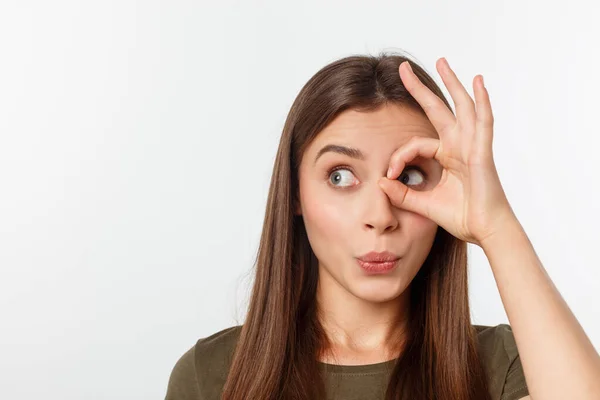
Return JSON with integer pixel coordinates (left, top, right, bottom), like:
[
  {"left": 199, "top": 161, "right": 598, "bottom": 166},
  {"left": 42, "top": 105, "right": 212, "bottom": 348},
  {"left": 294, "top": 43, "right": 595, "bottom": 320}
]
[
  {"left": 387, "top": 167, "right": 392, "bottom": 178},
  {"left": 405, "top": 62, "right": 413, "bottom": 73}
]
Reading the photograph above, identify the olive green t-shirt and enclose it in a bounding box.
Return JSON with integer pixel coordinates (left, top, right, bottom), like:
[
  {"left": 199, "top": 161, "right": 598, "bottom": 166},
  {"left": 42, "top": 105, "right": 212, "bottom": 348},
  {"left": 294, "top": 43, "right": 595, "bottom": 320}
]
[{"left": 165, "top": 324, "right": 529, "bottom": 400}]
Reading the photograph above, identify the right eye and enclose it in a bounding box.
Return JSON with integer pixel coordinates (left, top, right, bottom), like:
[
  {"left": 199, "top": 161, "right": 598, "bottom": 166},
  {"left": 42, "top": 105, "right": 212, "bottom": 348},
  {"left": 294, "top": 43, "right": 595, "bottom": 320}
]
[{"left": 326, "top": 165, "right": 359, "bottom": 189}]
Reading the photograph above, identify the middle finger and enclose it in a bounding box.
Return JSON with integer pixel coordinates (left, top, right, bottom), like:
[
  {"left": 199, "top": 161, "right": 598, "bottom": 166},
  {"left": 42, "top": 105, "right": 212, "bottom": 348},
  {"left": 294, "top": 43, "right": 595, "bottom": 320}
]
[
  {"left": 399, "top": 61, "right": 455, "bottom": 136},
  {"left": 436, "top": 58, "right": 476, "bottom": 124}
]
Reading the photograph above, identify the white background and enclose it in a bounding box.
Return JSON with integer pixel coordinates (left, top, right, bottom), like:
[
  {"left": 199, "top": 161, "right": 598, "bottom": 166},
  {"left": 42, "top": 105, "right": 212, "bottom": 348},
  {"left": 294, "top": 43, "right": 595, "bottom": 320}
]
[{"left": 1, "top": 1, "right": 598, "bottom": 399}]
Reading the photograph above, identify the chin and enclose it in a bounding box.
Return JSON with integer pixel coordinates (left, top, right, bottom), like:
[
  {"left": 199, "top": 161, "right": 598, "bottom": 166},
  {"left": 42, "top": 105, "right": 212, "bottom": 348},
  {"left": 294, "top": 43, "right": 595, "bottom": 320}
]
[{"left": 351, "top": 280, "right": 408, "bottom": 303}]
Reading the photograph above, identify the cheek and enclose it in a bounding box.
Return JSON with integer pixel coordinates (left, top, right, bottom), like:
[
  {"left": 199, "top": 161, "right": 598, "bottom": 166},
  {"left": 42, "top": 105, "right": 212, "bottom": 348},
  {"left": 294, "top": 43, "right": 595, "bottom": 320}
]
[
  {"left": 405, "top": 213, "right": 439, "bottom": 249},
  {"left": 410, "top": 212, "right": 438, "bottom": 231},
  {"left": 300, "top": 185, "right": 353, "bottom": 253}
]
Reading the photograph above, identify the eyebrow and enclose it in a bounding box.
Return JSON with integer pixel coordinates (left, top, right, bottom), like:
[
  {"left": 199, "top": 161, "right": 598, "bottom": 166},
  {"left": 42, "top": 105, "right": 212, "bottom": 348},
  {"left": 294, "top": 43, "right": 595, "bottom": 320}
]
[{"left": 313, "top": 144, "right": 366, "bottom": 166}]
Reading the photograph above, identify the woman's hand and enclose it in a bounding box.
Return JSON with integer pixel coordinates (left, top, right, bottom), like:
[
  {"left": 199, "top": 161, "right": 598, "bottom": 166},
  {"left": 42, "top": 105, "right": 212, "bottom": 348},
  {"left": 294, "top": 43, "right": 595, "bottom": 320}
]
[{"left": 378, "top": 58, "right": 517, "bottom": 247}]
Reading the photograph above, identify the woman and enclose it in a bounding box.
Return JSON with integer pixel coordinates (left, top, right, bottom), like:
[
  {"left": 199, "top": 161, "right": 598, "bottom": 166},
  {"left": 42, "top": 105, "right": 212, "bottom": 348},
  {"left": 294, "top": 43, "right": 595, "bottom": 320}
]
[{"left": 165, "top": 52, "right": 600, "bottom": 400}]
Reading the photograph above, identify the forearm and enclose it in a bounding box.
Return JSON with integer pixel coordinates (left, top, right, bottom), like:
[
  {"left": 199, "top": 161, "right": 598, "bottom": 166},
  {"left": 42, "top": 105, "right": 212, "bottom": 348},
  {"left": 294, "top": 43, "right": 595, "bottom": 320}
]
[{"left": 480, "top": 216, "right": 600, "bottom": 400}]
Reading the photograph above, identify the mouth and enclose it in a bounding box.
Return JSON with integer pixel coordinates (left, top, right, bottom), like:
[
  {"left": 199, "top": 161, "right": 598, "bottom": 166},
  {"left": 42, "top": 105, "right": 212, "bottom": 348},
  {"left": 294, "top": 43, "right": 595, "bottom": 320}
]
[
  {"left": 356, "top": 258, "right": 400, "bottom": 274},
  {"left": 355, "top": 251, "right": 401, "bottom": 275},
  {"left": 356, "top": 251, "right": 401, "bottom": 263}
]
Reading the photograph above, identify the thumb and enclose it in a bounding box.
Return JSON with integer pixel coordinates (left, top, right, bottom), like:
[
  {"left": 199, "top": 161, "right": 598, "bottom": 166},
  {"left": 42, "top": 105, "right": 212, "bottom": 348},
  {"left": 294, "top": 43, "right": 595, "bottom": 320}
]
[{"left": 378, "top": 177, "right": 430, "bottom": 217}]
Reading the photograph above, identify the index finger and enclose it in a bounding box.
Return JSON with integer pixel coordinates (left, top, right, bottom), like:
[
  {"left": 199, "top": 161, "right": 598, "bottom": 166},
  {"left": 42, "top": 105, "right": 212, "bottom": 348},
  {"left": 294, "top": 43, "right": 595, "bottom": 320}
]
[{"left": 386, "top": 136, "right": 442, "bottom": 180}]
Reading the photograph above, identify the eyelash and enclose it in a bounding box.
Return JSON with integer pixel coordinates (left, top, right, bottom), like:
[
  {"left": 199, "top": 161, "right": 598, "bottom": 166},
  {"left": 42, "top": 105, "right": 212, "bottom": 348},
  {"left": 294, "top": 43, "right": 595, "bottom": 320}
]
[{"left": 325, "top": 164, "right": 428, "bottom": 189}]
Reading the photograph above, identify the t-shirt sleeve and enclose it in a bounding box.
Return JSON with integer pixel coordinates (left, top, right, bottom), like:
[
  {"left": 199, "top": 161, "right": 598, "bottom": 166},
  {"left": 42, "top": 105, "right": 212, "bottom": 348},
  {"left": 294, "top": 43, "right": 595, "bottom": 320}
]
[
  {"left": 165, "top": 345, "right": 202, "bottom": 400},
  {"left": 499, "top": 324, "right": 529, "bottom": 400}
]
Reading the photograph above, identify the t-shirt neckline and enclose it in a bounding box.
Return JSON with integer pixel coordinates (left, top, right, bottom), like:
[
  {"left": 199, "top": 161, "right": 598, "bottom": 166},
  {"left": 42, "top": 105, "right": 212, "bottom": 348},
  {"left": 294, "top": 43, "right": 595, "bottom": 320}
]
[{"left": 317, "top": 357, "right": 398, "bottom": 374}]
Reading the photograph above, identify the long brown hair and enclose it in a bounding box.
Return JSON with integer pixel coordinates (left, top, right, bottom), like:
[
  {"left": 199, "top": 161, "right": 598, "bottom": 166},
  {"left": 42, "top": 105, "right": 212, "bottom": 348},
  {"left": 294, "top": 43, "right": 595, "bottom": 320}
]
[{"left": 221, "top": 51, "right": 492, "bottom": 400}]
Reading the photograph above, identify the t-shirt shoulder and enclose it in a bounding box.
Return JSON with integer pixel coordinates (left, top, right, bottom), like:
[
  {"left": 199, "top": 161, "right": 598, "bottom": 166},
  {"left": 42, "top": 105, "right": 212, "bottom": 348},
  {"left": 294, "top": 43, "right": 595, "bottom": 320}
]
[
  {"left": 194, "top": 325, "right": 243, "bottom": 373},
  {"left": 474, "top": 324, "right": 529, "bottom": 400},
  {"left": 165, "top": 325, "right": 242, "bottom": 400},
  {"left": 164, "top": 343, "right": 198, "bottom": 400}
]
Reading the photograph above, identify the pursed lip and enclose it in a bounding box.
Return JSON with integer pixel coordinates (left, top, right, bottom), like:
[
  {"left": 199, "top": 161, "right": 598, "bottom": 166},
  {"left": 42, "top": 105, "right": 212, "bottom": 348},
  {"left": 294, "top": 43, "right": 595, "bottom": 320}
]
[{"left": 356, "top": 251, "right": 401, "bottom": 263}]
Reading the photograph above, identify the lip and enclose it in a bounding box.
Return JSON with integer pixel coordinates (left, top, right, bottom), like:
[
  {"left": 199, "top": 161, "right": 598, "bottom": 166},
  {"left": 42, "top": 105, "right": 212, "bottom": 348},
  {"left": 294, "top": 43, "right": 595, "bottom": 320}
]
[
  {"left": 356, "top": 251, "right": 401, "bottom": 275},
  {"left": 356, "top": 258, "right": 399, "bottom": 274},
  {"left": 356, "top": 251, "right": 401, "bottom": 263}
]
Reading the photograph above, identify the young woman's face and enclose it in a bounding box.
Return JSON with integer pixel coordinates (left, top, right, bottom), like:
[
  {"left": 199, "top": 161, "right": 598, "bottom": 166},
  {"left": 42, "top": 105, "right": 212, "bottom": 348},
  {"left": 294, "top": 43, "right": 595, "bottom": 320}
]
[{"left": 296, "top": 103, "right": 443, "bottom": 303}]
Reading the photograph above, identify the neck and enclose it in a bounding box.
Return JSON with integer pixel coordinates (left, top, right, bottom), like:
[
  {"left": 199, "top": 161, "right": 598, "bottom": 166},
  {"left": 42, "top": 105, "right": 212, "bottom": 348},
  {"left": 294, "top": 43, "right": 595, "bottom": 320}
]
[{"left": 315, "top": 266, "right": 410, "bottom": 364}]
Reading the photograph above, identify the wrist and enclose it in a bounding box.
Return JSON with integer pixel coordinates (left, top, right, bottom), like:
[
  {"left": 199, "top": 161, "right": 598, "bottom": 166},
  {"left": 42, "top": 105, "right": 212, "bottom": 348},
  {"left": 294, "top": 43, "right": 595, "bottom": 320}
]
[{"left": 478, "top": 210, "right": 523, "bottom": 251}]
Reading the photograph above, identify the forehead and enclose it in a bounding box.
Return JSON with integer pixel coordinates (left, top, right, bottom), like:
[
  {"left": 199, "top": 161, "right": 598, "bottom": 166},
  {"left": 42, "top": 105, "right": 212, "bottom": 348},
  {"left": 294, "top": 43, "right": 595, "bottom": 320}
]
[{"left": 309, "top": 104, "right": 438, "bottom": 153}]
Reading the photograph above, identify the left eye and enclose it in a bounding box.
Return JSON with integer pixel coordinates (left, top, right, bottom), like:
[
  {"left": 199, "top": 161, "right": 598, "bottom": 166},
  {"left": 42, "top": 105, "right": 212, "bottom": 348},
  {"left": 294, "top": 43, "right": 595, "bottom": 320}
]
[
  {"left": 328, "top": 168, "right": 356, "bottom": 188},
  {"left": 398, "top": 167, "right": 426, "bottom": 187}
]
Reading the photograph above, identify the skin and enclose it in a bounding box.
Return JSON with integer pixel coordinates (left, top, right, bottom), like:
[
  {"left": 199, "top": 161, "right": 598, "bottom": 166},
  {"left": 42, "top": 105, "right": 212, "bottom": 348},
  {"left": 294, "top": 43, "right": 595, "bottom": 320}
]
[{"left": 295, "top": 104, "right": 444, "bottom": 365}]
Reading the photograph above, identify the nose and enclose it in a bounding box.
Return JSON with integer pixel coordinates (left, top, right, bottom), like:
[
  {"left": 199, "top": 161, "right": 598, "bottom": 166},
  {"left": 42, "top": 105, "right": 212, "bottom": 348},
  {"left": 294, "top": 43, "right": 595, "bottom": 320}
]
[{"left": 362, "top": 182, "right": 399, "bottom": 234}]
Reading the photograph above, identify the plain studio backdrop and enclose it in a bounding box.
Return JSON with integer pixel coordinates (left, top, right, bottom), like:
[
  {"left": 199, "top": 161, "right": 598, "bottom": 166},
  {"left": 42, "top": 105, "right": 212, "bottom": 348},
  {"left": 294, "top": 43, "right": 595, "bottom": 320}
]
[{"left": 1, "top": 1, "right": 599, "bottom": 399}]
